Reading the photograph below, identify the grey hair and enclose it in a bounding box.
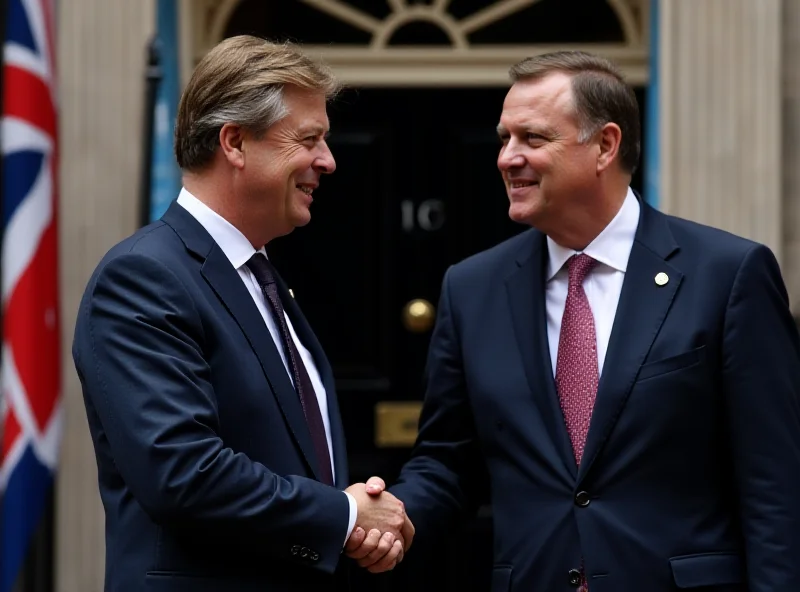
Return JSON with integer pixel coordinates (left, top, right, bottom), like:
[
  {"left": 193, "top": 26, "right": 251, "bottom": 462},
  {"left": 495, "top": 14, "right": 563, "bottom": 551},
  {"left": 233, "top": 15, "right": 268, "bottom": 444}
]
[
  {"left": 188, "top": 86, "right": 288, "bottom": 157},
  {"left": 509, "top": 50, "right": 641, "bottom": 174}
]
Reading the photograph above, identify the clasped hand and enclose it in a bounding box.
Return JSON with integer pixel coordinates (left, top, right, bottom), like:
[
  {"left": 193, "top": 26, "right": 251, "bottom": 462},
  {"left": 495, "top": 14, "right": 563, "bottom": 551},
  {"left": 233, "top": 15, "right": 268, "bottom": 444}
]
[{"left": 343, "top": 477, "right": 415, "bottom": 573}]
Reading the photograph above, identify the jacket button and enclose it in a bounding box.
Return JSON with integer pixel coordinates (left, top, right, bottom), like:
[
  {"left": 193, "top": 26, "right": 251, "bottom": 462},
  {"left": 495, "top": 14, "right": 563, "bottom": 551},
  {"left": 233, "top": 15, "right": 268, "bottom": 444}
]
[
  {"left": 568, "top": 569, "right": 582, "bottom": 587},
  {"left": 575, "top": 491, "right": 591, "bottom": 507},
  {"left": 290, "top": 545, "right": 300, "bottom": 556},
  {"left": 310, "top": 551, "right": 319, "bottom": 562}
]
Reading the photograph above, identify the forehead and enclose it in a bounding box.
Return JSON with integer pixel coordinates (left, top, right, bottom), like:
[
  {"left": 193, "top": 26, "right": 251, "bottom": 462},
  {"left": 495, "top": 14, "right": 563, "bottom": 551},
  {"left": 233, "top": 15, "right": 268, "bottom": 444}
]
[
  {"left": 499, "top": 73, "right": 577, "bottom": 129},
  {"left": 281, "top": 85, "right": 330, "bottom": 128}
]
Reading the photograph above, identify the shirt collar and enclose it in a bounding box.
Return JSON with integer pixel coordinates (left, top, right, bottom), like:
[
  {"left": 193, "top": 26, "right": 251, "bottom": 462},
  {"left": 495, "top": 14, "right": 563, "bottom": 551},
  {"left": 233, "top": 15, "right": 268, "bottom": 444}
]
[
  {"left": 176, "top": 187, "right": 266, "bottom": 269},
  {"left": 546, "top": 187, "right": 640, "bottom": 281}
]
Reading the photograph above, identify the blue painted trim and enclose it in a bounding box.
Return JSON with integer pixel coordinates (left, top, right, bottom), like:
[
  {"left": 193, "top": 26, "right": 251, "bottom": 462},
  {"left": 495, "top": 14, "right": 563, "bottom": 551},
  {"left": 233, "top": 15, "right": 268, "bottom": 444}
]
[
  {"left": 644, "top": 0, "right": 660, "bottom": 208},
  {"left": 149, "top": 0, "right": 182, "bottom": 222}
]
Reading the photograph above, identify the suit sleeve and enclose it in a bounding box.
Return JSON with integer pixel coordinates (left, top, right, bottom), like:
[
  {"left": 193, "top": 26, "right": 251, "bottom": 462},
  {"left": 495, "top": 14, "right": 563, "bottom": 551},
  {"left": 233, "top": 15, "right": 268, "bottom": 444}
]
[
  {"left": 722, "top": 244, "right": 800, "bottom": 591},
  {"left": 391, "top": 267, "right": 487, "bottom": 544},
  {"left": 72, "top": 252, "right": 349, "bottom": 573}
]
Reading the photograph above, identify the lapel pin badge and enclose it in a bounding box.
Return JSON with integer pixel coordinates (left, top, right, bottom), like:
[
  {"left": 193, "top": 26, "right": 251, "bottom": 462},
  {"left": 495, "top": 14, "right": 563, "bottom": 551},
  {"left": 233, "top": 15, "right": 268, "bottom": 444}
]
[
  {"left": 654, "top": 272, "right": 669, "bottom": 286},
  {"left": 289, "top": 289, "right": 295, "bottom": 299}
]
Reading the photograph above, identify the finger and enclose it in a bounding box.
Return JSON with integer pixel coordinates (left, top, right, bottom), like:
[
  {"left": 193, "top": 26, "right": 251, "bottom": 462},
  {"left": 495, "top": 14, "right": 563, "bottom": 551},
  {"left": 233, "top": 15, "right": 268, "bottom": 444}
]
[
  {"left": 365, "top": 476, "right": 386, "bottom": 495},
  {"left": 344, "top": 527, "right": 365, "bottom": 554},
  {"left": 401, "top": 515, "right": 415, "bottom": 552},
  {"left": 367, "top": 540, "right": 403, "bottom": 574},
  {"left": 358, "top": 531, "right": 396, "bottom": 568},
  {"left": 347, "top": 529, "right": 381, "bottom": 560}
]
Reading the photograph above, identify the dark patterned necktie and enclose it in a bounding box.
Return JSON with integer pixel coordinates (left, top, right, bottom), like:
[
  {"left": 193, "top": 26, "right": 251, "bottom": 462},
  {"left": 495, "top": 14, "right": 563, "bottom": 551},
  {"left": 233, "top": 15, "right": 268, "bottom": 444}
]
[
  {"left": 246, "top": 253, "right": 334, "bottom": 486},
  {"left": 555, "top": 253, "right": 599, "bottom": 465}
]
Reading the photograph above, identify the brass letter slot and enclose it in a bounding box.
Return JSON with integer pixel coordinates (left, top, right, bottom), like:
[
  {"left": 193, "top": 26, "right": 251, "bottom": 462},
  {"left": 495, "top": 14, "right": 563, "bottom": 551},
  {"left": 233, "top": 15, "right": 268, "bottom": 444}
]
[{"left": 375, "top": 401, "right": 422, "bottom": 448}]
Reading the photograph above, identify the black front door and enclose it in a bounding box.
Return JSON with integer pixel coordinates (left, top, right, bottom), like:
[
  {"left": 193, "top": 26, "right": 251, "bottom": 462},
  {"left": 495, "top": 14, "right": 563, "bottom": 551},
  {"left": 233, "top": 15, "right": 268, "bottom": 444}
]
[
  {"left": 268, "top": 85, "right": 524, "bottom": 472},
  {"left": 267, "top": 86, "right": 646, "bottom": 591}
]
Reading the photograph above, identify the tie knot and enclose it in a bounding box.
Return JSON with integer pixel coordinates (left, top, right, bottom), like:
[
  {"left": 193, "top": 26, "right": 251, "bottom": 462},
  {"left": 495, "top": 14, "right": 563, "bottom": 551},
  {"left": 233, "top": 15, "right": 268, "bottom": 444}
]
[
  {"left": 567, "top": 253, "right": 596, "bottom": 286},
  {"left": 245, "top": 253, "right": 276, "bottom": 286}
]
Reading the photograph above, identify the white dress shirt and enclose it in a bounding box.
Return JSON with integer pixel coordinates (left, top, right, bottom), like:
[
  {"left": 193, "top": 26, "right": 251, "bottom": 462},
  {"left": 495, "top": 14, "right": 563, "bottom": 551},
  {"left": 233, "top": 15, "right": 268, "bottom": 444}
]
[
  {"left": 546, "top": 188, "right": 640, "bottom": 376},
  {"left": 177, "top": 188, "right": 357, "bottom": 542}
]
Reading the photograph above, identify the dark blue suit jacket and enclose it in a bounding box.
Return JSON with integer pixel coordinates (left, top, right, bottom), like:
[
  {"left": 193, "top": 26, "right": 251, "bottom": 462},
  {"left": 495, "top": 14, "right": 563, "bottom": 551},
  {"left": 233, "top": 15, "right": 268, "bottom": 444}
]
[
  {"left": 72, "top": 202, "right": 352, "bottom": 591},
  {"left": 393, "top": 200, "right": 800, "bottom": 591}
]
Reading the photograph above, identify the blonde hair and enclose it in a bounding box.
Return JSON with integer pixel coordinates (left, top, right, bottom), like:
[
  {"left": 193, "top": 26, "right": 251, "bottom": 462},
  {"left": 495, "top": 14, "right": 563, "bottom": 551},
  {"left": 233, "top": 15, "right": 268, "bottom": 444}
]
[{"left": 174, "top": 35, "right": 340, "bottom": 171}]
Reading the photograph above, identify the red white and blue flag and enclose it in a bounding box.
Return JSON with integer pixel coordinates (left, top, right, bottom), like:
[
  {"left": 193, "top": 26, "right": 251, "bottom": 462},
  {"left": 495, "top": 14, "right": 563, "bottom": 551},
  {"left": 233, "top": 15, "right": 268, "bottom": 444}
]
[{"left": 0, "top": 0, "right": 60, "bottom": 589}]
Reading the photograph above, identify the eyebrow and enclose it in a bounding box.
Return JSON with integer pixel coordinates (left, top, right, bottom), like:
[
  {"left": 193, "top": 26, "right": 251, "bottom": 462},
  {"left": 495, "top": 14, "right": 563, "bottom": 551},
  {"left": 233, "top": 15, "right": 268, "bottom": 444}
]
[
  {"left": 496, "top": 123, "right": 557, "bottom": 138},
  {"left": 299, "top": 125, "right": 328, "bottom": 137}
]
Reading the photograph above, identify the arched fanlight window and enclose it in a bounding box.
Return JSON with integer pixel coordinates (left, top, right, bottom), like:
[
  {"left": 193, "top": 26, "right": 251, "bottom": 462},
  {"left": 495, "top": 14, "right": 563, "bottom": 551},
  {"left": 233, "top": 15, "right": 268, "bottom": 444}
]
[{"left": 191, "top": 0, "right": 648, "bottom": 86}]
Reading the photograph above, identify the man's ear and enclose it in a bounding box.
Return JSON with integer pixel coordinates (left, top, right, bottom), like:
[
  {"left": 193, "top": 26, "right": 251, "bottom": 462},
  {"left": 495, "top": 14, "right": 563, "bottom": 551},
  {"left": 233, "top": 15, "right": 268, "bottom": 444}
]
[
  {"left": 596, "top": 122, "right": 622, "bottom": 174},
  {"left": 219, "top": 123, "right": 245, "bottom": 169}
]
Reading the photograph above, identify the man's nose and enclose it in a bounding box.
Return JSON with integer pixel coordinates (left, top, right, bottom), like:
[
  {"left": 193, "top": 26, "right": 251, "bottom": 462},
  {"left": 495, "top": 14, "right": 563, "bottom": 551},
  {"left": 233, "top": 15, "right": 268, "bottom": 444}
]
[
  {"left": 315, "top": 142, "right": 336, "bottom": 174},
  {"left": 498, "top": 144, "right": 526, "bottom": 171}
]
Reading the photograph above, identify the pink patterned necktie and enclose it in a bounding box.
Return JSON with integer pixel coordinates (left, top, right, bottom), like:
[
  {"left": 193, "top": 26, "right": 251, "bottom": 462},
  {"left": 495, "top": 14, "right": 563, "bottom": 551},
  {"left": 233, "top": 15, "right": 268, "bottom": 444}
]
[
  {"left": 555, "top": 254, "right": 598, "bottom": 592},
  {"left": 556, "top": 253, "right": 599, "bottom": 464}
]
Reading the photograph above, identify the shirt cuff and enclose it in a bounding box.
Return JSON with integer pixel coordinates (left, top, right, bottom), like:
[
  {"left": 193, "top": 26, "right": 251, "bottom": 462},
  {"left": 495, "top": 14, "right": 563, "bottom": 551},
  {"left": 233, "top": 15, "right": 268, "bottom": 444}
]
[{"left": 343, "top": 491, "right": 358, "bottom": 548}]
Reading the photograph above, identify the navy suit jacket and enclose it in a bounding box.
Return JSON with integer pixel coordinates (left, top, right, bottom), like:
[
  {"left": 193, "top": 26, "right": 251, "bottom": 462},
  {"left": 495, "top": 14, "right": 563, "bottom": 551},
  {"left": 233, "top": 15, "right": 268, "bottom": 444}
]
[
  {"left": 72, "top": 202, "right": 352, "bottom": 591},
  {"left": 393, "top": 200, "right": 800, "bottom": 591}
]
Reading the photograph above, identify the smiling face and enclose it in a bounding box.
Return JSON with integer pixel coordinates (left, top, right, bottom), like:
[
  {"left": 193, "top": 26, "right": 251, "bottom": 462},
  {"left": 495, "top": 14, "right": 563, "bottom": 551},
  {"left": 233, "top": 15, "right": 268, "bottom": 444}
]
[
  {"left": 236, "top": 84, "right": 336, "bottom": 240},
  {"left": 497, "top": 73, "right": 600, "bottom": 233}
]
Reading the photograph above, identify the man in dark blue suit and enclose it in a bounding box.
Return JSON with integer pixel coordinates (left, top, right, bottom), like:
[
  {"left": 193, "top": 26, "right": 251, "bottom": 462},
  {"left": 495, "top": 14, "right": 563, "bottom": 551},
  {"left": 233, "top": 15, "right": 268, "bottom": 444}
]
[
  {"left": 374, "top": 51, "right": 800, "bottom": 590},
  {"left": 72, "top": 36, "right": 411, "bottom": 591}
]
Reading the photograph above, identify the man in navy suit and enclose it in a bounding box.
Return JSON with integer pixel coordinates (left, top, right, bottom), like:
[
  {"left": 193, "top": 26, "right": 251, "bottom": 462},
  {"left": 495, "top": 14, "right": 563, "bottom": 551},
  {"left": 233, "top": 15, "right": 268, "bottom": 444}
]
[
  {"left": 371, "top": 51, "right": 800, "bottom": 590},
  {"left": 72, "top": 36, "right": 411, "bottom": 591}
]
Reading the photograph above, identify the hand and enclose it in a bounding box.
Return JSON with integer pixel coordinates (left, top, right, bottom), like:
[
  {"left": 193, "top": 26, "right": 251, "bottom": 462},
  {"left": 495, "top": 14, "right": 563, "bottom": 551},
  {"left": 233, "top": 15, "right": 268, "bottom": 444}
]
[
  {"left": 362, "top": 476, "right": 414, "bottom": 553},
  {"left": 344, "top": 479, "right": 415, "bottom": 573},
  {"left": 345, "top": 526, "right": 404, "bottom": 573}
]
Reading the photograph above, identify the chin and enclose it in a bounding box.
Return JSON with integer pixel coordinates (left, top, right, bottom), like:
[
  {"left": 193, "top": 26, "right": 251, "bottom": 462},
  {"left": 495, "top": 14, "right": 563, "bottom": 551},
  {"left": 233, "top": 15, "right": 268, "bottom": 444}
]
[
  {"left": 508, "top": 202, "right": 541, "bottom": 227},
  {"left": 290, "top": 211, "right": 312, "bottom": 228}
]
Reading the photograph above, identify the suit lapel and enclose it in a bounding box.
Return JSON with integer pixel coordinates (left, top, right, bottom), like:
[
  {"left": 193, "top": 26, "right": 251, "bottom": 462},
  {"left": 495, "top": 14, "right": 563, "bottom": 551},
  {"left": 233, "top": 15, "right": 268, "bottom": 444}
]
[
  {"left": 506, "top": 231, "right": 578, "bottom": 480},
  {"left": 161, "top": 203, "right": 324, "bottom": 482},
  {"left": 577, "top": 202, "right": 682, "bottom": 482},
  {"left": 272, "top": 274, "right": 349, "bottom": 489}
]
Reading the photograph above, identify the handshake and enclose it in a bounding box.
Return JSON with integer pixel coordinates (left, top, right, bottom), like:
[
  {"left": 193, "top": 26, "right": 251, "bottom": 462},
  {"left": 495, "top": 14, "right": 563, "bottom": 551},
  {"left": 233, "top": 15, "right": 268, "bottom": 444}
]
[{"left": 343, "top": 477, "right": 415, "bottom": 574}]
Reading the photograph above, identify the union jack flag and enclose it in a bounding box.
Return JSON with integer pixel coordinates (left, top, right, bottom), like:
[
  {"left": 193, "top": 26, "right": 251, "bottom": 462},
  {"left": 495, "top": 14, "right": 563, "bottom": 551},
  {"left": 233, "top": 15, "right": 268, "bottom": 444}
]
[{"left": 0, "top": 0, "right": 60, "bottom": 589}]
